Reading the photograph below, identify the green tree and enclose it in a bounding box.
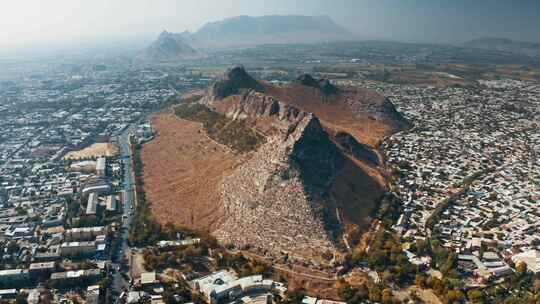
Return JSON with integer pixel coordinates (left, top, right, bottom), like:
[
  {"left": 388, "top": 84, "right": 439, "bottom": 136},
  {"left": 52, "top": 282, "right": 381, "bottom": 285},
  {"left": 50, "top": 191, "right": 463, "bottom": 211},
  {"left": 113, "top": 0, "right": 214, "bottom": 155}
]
[
  {"left": 516, "top": 261, "right": 528, "bottom": 275},
  {"left": 337, "top": 280, "right": 354, "bottom": 301},
  {"left": 381, "top": 288, "right": 393, "bottom": 304},
  {"left": 350, "top": 284, "right": 369, "bottom": 303},
  {"left": 415, "top": 274, "right": 426, "bottom": 288},
  {"left": 467, "top": 289, "right": 485, "bottom": 304},
  {"left": 368, "top": 285, "right": 382, "bottom": 303},
  {"left": 444, "top": 289, "right": 465, "bottom": 304}
]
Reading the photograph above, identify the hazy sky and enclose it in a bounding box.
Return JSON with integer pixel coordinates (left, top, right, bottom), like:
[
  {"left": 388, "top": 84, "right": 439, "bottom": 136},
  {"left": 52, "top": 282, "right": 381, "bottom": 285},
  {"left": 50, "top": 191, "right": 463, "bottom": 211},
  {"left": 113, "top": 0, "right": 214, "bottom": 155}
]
[{"left": 1, "top": 0, "right": 539, "bottom": 54}]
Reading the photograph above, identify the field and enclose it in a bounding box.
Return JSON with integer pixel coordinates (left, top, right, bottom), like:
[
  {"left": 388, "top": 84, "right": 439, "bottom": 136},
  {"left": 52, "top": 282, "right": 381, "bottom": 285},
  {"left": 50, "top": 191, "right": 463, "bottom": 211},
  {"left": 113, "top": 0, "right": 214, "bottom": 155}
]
[
  {"left": 63, "top": 142, "right": 118, "bottom": 159},
  {"left": 140, "top": 111, "right": 245, "bottom": 232}
]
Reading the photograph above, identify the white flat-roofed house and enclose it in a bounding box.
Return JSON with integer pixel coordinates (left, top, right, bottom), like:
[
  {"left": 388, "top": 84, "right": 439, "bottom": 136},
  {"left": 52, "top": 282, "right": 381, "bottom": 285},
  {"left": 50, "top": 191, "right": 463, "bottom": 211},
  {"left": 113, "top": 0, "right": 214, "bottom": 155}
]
[
  {"left": 0, "top": 269, "right": 29, "bottom": 286},
  {"left": 59, "top": 241, "right": 96, "bottom": 257},
  {"left": 82, "top": 184, "right": 111, "bottom": 197},
  {"left": 64, "top": 226, "right": 106, "bottom": 242},
  {"left": 106, "top": 195, "right": 117, "bottom": 212},
  {"left": 86, "top": 193, "right": 98, "bottom": 215},
  {"left": 96, "top": 157, "right": 106, "bottom": 176}
]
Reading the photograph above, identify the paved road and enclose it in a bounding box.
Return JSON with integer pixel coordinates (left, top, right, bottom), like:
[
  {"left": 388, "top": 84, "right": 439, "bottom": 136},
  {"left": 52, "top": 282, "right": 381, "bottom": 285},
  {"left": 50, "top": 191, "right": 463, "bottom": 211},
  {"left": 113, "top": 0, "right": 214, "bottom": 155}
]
[{"left": 111, "top": 124, "right": 138, "bottom": 300}]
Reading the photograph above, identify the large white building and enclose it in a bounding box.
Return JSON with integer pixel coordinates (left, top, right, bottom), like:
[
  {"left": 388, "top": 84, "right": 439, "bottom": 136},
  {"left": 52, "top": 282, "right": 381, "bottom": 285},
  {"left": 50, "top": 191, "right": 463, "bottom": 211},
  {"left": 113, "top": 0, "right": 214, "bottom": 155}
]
[
  {"left": 193, "top": 270, "right": 286, "bottom": 304},
  {"left": 82, "top": 184, "right": 110, "bottom": 197}
]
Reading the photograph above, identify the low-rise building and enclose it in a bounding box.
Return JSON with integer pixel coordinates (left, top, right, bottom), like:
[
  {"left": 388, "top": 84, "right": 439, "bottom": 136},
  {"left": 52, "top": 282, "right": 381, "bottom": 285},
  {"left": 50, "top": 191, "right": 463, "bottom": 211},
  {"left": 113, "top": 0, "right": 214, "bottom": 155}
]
[
  {"left": 106, "top": 195, "right": 117, "bottom": 212},
  {"left": 86, "top": 193, "right": 98, "bottom": 215},
  {"left": 59, "top": 241, "right": 96, "bottom": 257},
  {"left": 0, "top": 269, "right": 29, "bottom": 287},
  {"left": 64, "top": 226, "right": 106, "bottom": 241},
  {"left": 50, "top": 269, "right": 102, "bottom": 287},
  {"left": 29, "top": 262, "right": 56, "bottom": 279},
  {"left": 96, "top": 157, "right": 106, "bottom": 176}
]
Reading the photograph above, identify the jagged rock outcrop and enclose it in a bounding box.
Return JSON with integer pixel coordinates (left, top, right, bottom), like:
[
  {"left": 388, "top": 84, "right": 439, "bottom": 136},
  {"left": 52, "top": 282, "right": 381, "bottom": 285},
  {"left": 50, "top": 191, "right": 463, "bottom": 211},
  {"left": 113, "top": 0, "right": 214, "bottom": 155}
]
[
  {"left": 295, "top": 74, "right": 339, "bottom": 95},
  {"left": 205, "top": 66, "right": 265, "bottom": 102}
]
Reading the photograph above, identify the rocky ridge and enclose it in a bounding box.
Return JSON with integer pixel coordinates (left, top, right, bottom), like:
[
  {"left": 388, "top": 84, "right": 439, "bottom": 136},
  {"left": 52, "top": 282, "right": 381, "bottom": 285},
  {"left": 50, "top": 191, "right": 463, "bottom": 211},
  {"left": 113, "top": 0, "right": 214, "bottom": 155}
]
[{"left": 190, "top": 67, "right": 404, "bottom": 261}]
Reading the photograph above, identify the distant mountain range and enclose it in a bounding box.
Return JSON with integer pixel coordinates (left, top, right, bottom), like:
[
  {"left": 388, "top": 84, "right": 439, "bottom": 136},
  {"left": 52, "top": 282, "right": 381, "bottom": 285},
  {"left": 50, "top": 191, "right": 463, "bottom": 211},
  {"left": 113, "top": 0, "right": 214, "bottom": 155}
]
[
  {"left": 139, "top": 15, "right": 352, "bottom": 61},
  {"left": 190, "top": 15, "right": 351, "bottom": 48},
  {"left": 463, "top": 37, "right": 540, "bottom": 57}
]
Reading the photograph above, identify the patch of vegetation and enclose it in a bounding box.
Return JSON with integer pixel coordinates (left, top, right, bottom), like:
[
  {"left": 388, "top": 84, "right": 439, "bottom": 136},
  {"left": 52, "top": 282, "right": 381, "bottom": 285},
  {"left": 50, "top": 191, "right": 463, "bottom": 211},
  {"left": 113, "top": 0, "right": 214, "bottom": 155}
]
[
  {"left": 142, "top": 234, "right": 216, "bottom": 272},
  {"left": 128, "top": 141, "right": 169, "bottom": 247},
  {"left": 175, "top": 103, "right": 265, "bottom": 153}
]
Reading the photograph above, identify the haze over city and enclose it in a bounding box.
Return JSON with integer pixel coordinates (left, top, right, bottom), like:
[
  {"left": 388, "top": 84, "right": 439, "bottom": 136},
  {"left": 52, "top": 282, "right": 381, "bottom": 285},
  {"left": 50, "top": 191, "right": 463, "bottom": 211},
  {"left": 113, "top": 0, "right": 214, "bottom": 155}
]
[{"left": 1, "top": 0, "right": 540, "bottom": 56}]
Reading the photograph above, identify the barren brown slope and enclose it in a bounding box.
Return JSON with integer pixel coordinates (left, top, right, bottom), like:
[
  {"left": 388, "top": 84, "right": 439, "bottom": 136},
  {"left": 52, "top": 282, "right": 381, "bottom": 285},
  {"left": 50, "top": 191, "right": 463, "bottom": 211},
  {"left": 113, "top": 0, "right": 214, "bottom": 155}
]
[
  {"left": 141, "top": 67, "right": 409, "bottom": 260},
  {"left": 140, "top": 112, "right": 244, "bottom": 231},
  {"left": 264, "top": 82, "right": 407, "bottom": 147}
]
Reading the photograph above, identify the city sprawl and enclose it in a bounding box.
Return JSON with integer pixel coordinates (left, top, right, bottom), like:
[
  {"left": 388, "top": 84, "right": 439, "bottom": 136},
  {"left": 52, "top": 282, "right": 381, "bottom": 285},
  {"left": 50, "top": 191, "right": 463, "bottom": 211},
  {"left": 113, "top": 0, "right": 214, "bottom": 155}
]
[{"left": 0, "top": 38, "right": 539, "bottom": 303}]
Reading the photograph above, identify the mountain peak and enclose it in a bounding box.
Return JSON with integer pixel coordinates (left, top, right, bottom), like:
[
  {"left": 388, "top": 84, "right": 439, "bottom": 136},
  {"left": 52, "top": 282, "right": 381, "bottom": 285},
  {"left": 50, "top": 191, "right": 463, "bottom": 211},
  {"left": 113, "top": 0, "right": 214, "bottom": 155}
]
[
  {"left": 139, "top": 30, "right": 203, "bottom": 62},
  {"left": 209, "top": 66, "right": 264, "bottom": 99},
  {"left": 295, "top": 74, "right": 338, "bottom": 95}
]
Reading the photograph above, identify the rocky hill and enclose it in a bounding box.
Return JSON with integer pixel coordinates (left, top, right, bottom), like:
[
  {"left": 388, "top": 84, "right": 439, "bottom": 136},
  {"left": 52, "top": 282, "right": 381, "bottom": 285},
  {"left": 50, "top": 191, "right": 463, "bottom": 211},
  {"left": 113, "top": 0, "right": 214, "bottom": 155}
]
[
  {"left": 138, "top": 30, "right": 204, "bottom": 62},
  {"left": 191, "top": 67, "right": 407, "bottom": 259},
  {"left": 144, "top": 66, "right": 409, "bottom": 262}
]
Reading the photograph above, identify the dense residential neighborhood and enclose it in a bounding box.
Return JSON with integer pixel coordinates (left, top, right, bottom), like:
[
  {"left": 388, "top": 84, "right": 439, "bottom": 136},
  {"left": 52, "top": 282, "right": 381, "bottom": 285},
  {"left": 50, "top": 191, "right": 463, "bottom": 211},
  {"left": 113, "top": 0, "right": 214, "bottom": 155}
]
[
  {"left": 0, "top": 63, "right": 196, "bottom": 302},
  {"left": 370, "top": 79, "right": 539, "bottom": 281}
]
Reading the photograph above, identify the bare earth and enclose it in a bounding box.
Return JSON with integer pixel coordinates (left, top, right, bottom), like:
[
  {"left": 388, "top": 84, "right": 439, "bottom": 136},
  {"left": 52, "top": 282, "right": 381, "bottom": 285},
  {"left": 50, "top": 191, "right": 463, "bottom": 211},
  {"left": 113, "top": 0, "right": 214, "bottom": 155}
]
[
  {"left": 63, "top": 142, "right": 118, "bottom": 159},
  {"left": 141, "top": 112, "right": 243, "bottom": 232}
]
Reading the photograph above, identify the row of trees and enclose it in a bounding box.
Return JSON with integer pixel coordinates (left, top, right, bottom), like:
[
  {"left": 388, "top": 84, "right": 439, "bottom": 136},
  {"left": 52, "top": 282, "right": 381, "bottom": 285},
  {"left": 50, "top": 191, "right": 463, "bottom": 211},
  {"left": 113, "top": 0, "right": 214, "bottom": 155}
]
[{"left": 337, "top": 279, "right": 396, "bottom": 304}]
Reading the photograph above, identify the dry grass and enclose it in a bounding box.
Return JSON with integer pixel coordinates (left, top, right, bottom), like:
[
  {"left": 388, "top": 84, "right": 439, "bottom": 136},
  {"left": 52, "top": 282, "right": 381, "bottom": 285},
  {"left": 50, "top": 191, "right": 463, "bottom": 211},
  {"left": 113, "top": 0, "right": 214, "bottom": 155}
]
[
  {"left": 264, "top": 84, "right": 398, "bottom": 147},
  {"left": 141, "top": 112, "right": 245, "bottom": 232},
  {"left": 63, "top": 142, "right": 118, "bottom": 160}
]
